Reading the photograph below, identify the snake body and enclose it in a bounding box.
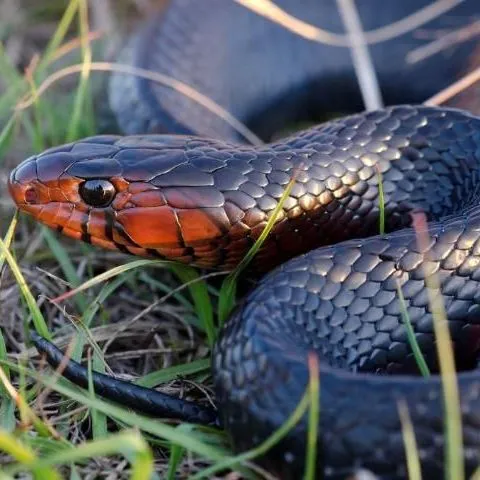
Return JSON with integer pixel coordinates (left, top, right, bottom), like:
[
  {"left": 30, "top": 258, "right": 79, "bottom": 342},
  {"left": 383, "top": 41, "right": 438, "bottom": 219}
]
[
  {"left": 7, "top": 1, "right": 480, "bottom": 479},
  {"left": 109, "top": 0, "right": 480, "bottom": 141},
  {"left": 10, "top": 105, "right": 480, "bottom": 479}
]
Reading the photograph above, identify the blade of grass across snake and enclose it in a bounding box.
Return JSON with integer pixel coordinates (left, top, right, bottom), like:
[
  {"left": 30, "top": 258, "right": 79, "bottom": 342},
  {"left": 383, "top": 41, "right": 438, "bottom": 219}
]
[
  {"left": 218, "top": 169, "right": 299, "bottom": 324},
  {"left": 398, "top": 400, "right": 423, "bottom": 480},
  {"left": 411, "top": 212, "right": 464, "bottom": 480}
]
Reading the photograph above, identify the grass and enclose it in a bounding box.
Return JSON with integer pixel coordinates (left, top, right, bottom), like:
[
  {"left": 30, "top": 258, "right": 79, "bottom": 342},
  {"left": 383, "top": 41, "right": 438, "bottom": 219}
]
[
  {"left": 0, "top": 0, "right": 476, "bottom": 479},
  {"left": 395, "top": 278, "right": 431, "bottom": 378},
  {"left": 398, "top": 399, "right": 422, "bottom": 480},
  {"left": 412, "top": 212, "right": 464, "bottom": 480}
]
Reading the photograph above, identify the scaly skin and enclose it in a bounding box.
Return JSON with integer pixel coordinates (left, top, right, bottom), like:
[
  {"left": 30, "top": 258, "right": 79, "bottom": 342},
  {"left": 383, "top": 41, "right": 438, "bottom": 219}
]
[
  {"left": 8, "top": 106, "right": 480, "bottom": 478},
  {"left": 108, "top": 0, "right": 480, "bottom": 140}
]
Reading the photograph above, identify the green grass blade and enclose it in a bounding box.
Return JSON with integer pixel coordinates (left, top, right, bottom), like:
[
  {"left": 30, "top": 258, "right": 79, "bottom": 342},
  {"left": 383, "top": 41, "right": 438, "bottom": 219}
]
[
  {"left": 471, "top": 468, "right": 480, "bottom": 480},
  {"left": 40, "top": 0, "right": 80, "bottom": 67},
  {"left": 88, "top": 355, "right": 107, "bottom": 440},
  {"left": 75, "top": 273, "right": 130, "bottom": 349},
  {"left": 20, "top": 437, "right": 74, "bottom": 458},
  {"left": 0, "top": 394, "right": 15, "bottom": 433},
  {"left": 135, "top": 358, "right": 210, "bottom": 388},
  {"left": 69, "top": 467, "right": 82, "bottom": 480},
  {"left": 167, "top": 424, "right": 194, "bottom": 480},
  {"left": 8, "top": 431, "right": 153, "bottom": 480},
  {"left": 0, "top": 237, "right": 50, "bottom": 339},
  {"left": 395, "top": 279, "right": 430, "bottom": 377},
  {"left": 42, "top": 227, "right": 88, "bottom": 312},
  {"left": 66, "top": 0, "right": 94, "bottom": 141},
  {"left": 218, "top": 172, "right": 298, "bottom": 324},
  {"left": 139, "top": 272, "right": 194, "bottom": 310},
  {"left": 0, "top": 331, "right": 9, "bottom": 394},
  {"left": 68, "top": 323, "right": 109, "bottom": 377},
  {"left": 24, "top": 72, "right": 46, "bottom": 152},
  {"left": 0, "top": 43, "right": 23, "bottom": 84},
  {"left": 53, "top": 274, "right": 130, "bottom": 403},
  {"left": 0, "top": 430, "right": 61, "bottom": 479},
  {"left": 171, "top": 265, "right": 215, "bottom": 345},
  {"left": 0, "top": 366, "right": 60, "bottom": 441},
  {"left": 398, "top": 400, "right": 422, "bottom": 480},
  {"left": 2, "top": 361, "right": 228, "bottom": 463},
  {"left": 0, "top": 330, "right": 15, "bottom": 432},
  {"left": 0, "top": 470, "right": 15, "bottom": 480},
  {"left": 53, "top": 259, "right": 175, "bottom": 302},
  {"left": 0, "top": 115, "right": 18, "bottom": 161},
  {"left": 0, "top": 213, "right": 18, "bottom": 270}
]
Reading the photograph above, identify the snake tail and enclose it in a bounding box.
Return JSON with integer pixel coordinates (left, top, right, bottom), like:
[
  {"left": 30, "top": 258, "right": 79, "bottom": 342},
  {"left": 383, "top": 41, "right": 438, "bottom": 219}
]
[{"left": 30, "top": 330, "right": 219, "bottom": 426}]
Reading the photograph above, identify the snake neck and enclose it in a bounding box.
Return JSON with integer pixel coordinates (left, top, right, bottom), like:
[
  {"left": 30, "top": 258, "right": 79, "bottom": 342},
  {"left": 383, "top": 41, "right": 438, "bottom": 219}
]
[{"left": 8, "top": 106, "right": 480, "bottom": 273}]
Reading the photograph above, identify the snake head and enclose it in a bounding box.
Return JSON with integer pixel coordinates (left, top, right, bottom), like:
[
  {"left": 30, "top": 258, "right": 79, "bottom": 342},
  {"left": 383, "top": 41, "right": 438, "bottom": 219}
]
[{"left": 8, "top": 135, "right": 235, "bottom": 267}]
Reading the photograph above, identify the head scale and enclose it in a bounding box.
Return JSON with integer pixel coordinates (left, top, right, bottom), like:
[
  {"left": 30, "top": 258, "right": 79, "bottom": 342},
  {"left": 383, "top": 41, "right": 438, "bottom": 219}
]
[{"left": 8, "top": 135, "right": 237, "bottom": 268}]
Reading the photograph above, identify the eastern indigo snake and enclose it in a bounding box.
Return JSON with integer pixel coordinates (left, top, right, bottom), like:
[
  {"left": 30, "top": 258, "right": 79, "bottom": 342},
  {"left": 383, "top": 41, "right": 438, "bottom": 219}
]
[{"left": 7, "top": 1, "right": 480, "bottom": 478}]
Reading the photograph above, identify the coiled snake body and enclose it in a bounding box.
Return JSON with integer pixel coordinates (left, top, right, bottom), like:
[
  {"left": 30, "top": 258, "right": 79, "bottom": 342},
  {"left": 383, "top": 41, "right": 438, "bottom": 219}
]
[{"left": 7, "top": 1, "right": 480, "bottom": 479}]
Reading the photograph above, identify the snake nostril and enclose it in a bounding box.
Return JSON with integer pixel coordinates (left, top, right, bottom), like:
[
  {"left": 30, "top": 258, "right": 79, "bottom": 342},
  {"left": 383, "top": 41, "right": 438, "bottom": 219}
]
[{"left": 24, "top": 187, "right": 37, "bottom": 204}]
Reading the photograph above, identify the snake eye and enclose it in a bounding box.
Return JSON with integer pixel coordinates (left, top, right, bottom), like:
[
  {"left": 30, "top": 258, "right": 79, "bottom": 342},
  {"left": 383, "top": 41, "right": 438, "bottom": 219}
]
[{"left": 79, "top": 179, "right": 116, "bottom": 208}]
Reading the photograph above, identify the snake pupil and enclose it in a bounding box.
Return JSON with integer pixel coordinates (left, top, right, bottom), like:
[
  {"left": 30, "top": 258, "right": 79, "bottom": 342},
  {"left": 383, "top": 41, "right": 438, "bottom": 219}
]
[{"left": 79, "top": 179, "right": 115, "bottom": 208}]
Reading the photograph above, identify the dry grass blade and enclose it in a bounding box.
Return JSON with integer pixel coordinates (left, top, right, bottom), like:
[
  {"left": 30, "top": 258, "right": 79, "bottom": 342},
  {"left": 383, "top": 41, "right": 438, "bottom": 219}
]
[
  {"left": 398, "top": 400, "right": 422, "bottom": 480},
  {"left": 407, "top": 20, "right": 480, "bottom": 64},
  {"left": 48, "top": 30, "right": 104, "bottom": 64},
  {"left": 362, "top": 0, "right": 465, "bottom": 44},
  {"left": 411, "top": 212, "right": 464, "bottom": 480},
  {"left": 336, "top": 0, "right": 383, "bottom": 110},
  {"left": 424, "top": 66, "right": 480, "bottom": 106},
  {"left": 233, "top": 0, "right": 464, "bottom": 46},
  {"left": 233, "top": 0, "right": 345, "bottom": 45},
  {"left": 14, "top": 62, "right": 263, "bottom": 146}
]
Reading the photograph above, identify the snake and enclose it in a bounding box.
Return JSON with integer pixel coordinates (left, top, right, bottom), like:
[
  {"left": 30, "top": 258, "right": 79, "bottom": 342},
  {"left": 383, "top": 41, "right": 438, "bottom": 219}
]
[{"left": 7, "top": 1, "right": 480, "bottom": 479}]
